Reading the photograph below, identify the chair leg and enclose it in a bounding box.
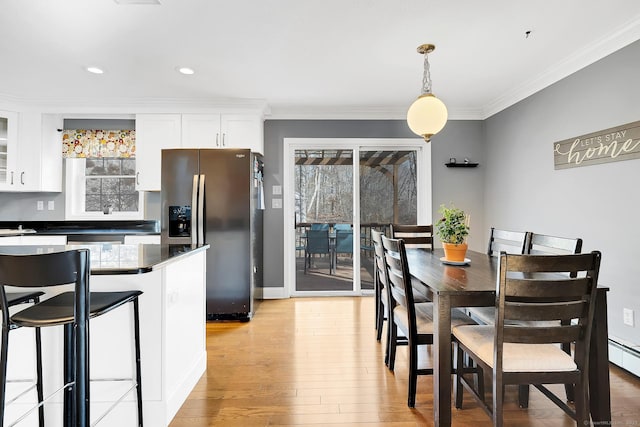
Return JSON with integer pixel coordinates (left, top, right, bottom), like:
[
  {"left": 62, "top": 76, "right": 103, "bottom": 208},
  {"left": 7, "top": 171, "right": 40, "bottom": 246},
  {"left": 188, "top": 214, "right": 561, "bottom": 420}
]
[
  {"left": 573, "top": 376, "right": 589, "bottom": 425},
  {"left": 493, "top": 380, "right": 504, "bottom": 427},
  {"left": 561, "top": 342, "right": 575, "bottom": 402},
  {"left": 518, "top": 385, "right": 529, "bottom": 408},
  {"left": 454, "top": 342, "right": 464, "bottom": 409},
  {"left": 376, "top": 301, "right": 385, "bottom": 342},
  {"left": 388, "top": 321, "right": 397, "bottom": 371},
  {"left": 132, "top": 298, "right": 144, "bottom": 427},
  {"left": 407, "top": 338, "right": 417, "bottom": 408},
  {"left": 35, "top": 327, "right": 44, "bottom": 427},
  {"left": 1, "top": 324, "right": 9, "bottom": 427}
]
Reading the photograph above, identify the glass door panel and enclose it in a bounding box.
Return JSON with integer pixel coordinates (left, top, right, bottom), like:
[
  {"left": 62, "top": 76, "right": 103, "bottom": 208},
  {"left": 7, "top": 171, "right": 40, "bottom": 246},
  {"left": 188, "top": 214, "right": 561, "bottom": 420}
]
[
  {"left": 294, "top": 149, "right": 355, "bottom": 292},
  {"left": 359, "top": 149, "right": 418, "bottom": 291}
]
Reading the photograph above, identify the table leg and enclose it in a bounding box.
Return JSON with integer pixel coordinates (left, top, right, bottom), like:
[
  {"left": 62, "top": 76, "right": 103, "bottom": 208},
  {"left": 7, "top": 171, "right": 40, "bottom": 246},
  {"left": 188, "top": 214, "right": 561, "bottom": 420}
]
[
  {"left": 589, "top": 289, "right": 611, "bottom": 423},
  {"left": 433, "top": 294, "right": 452, "bottom": 427}
]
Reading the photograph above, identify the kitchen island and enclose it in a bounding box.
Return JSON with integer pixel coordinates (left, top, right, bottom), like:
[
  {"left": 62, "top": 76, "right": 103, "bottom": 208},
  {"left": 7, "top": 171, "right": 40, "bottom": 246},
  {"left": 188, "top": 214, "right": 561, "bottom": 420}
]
[{"left": 1, "top": 243, "right": 208, "bottom": 427}]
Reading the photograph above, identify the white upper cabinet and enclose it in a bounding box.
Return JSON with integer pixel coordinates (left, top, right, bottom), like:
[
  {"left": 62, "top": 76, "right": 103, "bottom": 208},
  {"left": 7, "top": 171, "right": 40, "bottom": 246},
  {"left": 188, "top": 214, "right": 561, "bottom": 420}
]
[
  {"left": 136, "top": 112, "right": 263, "bottom": 191},
  {"left": 220, "top": 114, "right": 263, "bottom": 153},
  {"left": 135, "top": 114, "right": 182, "bottom": 192},
  {"left": 182, "top": 113, "right": 263, "bottom": 153},
  {"left": 181, "top": 114, "right": 221, "bottom": 148},
  {"left": 0, "top": 111, "right": 62, "bottom": 192}
]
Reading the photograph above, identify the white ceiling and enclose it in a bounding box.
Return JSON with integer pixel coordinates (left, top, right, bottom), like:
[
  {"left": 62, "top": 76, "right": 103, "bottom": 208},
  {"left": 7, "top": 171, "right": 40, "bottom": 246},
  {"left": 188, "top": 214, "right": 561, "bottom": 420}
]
[{"left": 1, "top": 0, "right": 639, "bottom": 119}]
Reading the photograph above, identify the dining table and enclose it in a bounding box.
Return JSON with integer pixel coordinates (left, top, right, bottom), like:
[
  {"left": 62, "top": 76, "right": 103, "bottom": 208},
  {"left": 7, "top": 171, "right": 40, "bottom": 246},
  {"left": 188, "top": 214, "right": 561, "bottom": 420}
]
[{"left": 405, "top": 248, "right": 611, "bottom": 427}]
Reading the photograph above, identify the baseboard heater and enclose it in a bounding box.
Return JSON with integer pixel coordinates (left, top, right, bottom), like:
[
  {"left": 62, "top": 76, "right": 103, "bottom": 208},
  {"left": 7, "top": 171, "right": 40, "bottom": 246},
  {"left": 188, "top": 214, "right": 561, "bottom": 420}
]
[{"left": 608, "top": 338, "right": 640, "bottom": 378}]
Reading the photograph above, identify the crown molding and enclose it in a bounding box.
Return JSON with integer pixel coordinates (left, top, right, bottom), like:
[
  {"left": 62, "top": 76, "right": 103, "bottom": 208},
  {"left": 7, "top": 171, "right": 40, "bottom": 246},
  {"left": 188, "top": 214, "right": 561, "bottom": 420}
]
[
  {"left": 265, "top": 105, "right": 484, "bottom": 121},
  {"left": 482, "top": 15, "right": 640, "bottom": 119}
]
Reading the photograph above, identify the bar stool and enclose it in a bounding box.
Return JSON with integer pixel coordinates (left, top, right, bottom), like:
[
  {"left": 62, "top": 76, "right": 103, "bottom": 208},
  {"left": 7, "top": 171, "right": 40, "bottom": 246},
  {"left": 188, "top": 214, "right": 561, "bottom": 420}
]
[
  {"left": 0, "top": 249, "right": 143, "bottom": 427},
  {"left": 1, "top": 291, "right": 45, "bottom": 427}
]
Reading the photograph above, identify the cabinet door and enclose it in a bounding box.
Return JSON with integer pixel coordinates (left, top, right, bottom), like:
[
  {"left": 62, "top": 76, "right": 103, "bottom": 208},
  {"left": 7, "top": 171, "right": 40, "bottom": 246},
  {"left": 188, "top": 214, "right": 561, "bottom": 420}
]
[
  {"left": 220, "top": 114, "right": 263, "bottom": 153},
  {"left": 181, "top": 114, "right": 222, "bottom": 148},
  {"left": 135, "top": 114, "right": 181, "bottom": 191},
  {"left": 0, "top": 111, "right": 18, "bottom": 190}
]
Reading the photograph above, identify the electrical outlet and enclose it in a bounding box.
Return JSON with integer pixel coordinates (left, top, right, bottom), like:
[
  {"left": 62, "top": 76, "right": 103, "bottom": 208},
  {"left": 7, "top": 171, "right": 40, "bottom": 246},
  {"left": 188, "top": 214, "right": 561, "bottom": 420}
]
[
  {"left": 623, "top": 308, "right": 634, "bottom": 327},
  {"left": 47, "top": 200, "right": 55, "bottom": 210},
  {"left": 36, "top": 200, "right": 44, "bottom": 211}
]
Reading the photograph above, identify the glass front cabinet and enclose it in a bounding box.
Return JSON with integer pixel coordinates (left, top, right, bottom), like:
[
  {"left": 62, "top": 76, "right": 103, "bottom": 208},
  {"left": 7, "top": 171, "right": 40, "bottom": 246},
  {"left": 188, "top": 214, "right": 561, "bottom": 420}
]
[{"left": 0, "top": 111, "right": 18, "bottom": 190}]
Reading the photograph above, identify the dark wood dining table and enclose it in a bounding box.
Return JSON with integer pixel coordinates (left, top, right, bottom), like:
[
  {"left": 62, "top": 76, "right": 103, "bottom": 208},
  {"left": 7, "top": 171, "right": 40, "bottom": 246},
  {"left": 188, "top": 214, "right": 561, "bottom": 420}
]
[{"left": 405, "top": 248, "right": 611, "bottom": 427}]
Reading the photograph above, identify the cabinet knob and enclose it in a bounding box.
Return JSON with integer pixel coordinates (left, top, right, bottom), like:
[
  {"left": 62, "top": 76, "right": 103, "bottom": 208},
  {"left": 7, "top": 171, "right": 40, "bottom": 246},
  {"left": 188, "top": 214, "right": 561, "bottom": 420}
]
[
  {"left": 136, "top": 172, "right": 140, "bottom": 185},
  {"left": 222, "top": 133, "right": 226, "bottom": 147},
  {"left": 20, "top": 171, "right": 24, "bottom": 185},
  {"left": 10, "top": 171, "right": 13, "bottom": 185}
]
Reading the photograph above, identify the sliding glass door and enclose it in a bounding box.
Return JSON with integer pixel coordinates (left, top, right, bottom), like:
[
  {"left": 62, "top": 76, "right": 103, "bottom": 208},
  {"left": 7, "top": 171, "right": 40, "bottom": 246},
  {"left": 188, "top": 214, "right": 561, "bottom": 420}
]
[{"left": 285, "top": 139, "right": 430, "bottom": 297}]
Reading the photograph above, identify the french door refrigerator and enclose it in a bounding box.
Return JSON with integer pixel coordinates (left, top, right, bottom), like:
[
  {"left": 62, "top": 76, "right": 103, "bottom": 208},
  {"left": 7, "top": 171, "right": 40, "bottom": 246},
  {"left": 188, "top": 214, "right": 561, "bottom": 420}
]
[{"left": 161, "top": 148, "right": 264, "bottom": 320}]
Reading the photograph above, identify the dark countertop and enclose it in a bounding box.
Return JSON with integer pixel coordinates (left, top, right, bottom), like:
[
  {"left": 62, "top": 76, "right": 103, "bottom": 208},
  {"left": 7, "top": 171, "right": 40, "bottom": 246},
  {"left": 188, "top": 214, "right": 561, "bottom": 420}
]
[
  {"left": 0, "top": 243, "right": 207, "bottom": 275},
  {"left": 0, "top": 220, "right": 160, "bottom": 236}
]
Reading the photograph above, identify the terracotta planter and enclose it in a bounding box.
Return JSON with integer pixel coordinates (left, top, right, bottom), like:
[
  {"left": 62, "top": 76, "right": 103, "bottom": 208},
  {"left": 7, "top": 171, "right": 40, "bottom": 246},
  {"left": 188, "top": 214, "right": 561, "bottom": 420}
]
[{"left": 442, "top": 242, "right": 468, "bottom": 262}]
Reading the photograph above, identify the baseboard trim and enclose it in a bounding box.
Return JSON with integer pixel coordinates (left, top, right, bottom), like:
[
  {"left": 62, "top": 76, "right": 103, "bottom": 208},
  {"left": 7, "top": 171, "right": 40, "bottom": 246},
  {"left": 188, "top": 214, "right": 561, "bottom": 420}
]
[
  {"left": 609, "top": 338, "right": 640, "bottom": 378},
  {"left": 262, "top": 287, "right": 288, "bottom": 299}
]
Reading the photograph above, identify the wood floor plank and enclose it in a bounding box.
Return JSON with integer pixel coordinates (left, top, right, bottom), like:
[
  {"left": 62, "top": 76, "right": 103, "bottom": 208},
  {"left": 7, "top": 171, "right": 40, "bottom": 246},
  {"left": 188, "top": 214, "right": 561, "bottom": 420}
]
[{"left": 170, "top": 296, "right": 640, "bottom": 426}]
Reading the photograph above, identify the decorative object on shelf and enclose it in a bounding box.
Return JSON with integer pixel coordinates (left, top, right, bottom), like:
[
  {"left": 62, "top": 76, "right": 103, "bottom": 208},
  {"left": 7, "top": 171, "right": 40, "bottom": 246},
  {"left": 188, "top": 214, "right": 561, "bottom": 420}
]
[
  {"left": 445, "top": 161, "right": 479, "bottom": 168},
  {"left": 62, "top": 129, "right": 135, "bottom": 158},
  {"left": 435, "top": 203, "right": 470, "bottom": 262},
  {"left": 449, "top": 157, "right": 456, "bottom": 164},
  {"left": 406, "top": 44, "right": 448, "bottom": 143}
]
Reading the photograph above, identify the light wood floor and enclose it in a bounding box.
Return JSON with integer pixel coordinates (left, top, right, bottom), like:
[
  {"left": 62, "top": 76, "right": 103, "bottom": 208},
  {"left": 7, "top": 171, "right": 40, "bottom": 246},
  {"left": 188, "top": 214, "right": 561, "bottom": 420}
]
[{"left": 169, "top": 296, "right": 640, "bottom": 426}]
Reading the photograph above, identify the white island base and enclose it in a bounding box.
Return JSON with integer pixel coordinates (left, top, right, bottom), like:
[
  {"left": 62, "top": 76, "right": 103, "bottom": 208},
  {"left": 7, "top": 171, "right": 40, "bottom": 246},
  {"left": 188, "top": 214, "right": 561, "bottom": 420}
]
[{"left": 3, "top": 246, "right": 207, "bottom": 426}]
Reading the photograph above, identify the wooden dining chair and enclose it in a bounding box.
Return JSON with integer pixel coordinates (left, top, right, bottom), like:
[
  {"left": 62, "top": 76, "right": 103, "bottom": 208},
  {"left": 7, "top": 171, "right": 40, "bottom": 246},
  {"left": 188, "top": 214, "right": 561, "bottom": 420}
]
[
  {"left": 452, "top": 251, "right": 602, "bottom": 427},
  {"left": 390, "top": 224, "right": 435, "bottom": 251},
  {"left": 467, "top": 228, "right": 530, "bottom": 325},
  {"left": 371, "top": 229, "right": 389, "bottom": 344},
  {"left": 381, "top": 235, "right": 476, "bottom": 407},
  {"left": 390, "top": 224, "right": 433, "bottom": 303}
]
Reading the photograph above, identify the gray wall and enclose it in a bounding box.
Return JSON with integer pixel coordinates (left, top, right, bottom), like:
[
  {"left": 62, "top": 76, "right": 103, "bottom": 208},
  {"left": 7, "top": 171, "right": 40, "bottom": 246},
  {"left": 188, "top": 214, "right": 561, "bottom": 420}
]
[
  {"left": 262, "top": 119, "right": 484, "bottom": 289},
  {"left": 484, "top": 40, "right": 640, "bottom": 346}
]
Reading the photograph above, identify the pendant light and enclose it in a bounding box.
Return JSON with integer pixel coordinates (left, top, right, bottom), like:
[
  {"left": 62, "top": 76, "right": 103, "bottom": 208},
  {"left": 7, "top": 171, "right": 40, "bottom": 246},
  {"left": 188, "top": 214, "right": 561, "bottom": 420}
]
[{"left": 406, "top": 44, "right": 448, "bottom": 142}]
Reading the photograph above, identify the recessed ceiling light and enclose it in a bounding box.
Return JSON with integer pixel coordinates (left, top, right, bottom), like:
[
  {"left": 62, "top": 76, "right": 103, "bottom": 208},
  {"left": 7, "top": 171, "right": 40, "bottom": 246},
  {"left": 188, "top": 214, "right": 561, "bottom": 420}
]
[
  {"left": 86, "top": 67, "right": 104, "bottom": 74},
  {"left": 177, "top": 67, "right": 195, "bottom": 75}
]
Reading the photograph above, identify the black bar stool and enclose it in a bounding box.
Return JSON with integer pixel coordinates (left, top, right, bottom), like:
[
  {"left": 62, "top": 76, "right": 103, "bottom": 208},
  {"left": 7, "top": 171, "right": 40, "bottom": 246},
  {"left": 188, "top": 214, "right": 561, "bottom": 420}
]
[
  {"left": 1, "top": 291, "right": 45, "bottom": 427},
  {"left": 0, "top": 249, "right": 143, "bottom": 427}
]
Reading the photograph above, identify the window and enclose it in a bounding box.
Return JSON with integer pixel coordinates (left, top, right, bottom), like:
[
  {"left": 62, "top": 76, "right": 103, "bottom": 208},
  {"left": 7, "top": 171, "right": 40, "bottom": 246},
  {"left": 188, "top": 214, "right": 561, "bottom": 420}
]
[
  {"left": 65, "top": 157, "right": 143, "bottom": 220},
  {"left": 85, "top": 158, "right": 138, "bottom": 212}
]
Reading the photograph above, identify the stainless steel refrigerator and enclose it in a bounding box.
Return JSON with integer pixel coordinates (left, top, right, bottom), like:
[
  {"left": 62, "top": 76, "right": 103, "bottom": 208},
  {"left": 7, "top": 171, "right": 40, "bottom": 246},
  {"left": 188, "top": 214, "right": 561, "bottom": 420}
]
[{"left": 160, "top": 148, "right": 264, "bottom": 320}]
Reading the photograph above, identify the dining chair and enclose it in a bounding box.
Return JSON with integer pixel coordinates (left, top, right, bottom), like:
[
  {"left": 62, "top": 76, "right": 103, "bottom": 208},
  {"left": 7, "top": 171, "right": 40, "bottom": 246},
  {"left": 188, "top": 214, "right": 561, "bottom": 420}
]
[
  {"left": 390, "top": 224, "right": 433, "bottom": 303},
  {"left": 381, "top": 235, "right": 476, "bottom": 407},
  {"left": 333, "top": 229, "right": 353, "bottom": 271},
  {"left": 452, "top": 251, "right": 602, "bottom": 427},
  {"left": 466, "top": 228, "right": 530, "bottom": 325},
  {"left": 310, "top": 223, "right": 330, "bottom": 231},
  {"left": 0, "top": 249, "right": 144, "bottom": 427},
  {"left": 0, "top": 291, "right": 45, "bottom": 427},
  {"left": 370, "top": 229, "right": 402, "bottom": 367},
  {"left": 304, "top": 229, "right": 333, "bottom": 274},
  {"left": 390, "top": 224, "right": 434, "bottom": 251}
]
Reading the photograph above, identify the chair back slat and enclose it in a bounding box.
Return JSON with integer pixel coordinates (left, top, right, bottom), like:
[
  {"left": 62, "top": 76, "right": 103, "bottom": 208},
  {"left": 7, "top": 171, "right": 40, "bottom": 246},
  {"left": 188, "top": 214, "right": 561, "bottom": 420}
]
[
  {"left": 504, "top": 300, "right": 588, "bottom": 322},
  {"left": 391, "top": 224, "right": 434, "bottom": 251},
  {"left": 527, "top": 233, "right": 582, "bottom": 255},
  {"left": 496, "top": 251, "right": 601, "bottom": 349},
  {"left": 503, "top": 325, "right": 582, "bottom": 344},
  {"left": 505, "top": 277, "right": 591, "bottom": 300},
  {"left": 487, "top": 228, "right": 529, "bottom": 256}
]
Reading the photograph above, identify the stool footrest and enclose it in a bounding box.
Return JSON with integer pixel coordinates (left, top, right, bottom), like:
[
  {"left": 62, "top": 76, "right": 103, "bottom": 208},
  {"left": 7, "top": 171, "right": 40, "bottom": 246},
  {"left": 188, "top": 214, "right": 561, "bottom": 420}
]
[{"left": 90, "top": 382, "right": 140, "bottom": 427}]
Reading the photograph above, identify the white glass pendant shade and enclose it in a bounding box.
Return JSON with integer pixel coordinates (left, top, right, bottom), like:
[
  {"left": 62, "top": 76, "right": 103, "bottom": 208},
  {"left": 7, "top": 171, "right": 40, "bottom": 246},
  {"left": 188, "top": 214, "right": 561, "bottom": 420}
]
[{"left": 407, "top": 93, "right": 448, "bottom": 142}]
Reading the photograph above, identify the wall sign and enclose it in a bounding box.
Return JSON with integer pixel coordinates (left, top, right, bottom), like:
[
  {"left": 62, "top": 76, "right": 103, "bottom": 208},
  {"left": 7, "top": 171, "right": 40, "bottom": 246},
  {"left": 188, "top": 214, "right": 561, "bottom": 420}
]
[{"left": 553, "top": 120, "right": 640, "bottom": 170}]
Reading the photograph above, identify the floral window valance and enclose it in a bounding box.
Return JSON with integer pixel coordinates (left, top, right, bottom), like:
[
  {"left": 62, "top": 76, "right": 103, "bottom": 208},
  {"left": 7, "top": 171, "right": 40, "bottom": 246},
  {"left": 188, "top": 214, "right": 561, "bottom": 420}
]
[{"left": 62, "top": 129, "right": 135, "bottom": 158}]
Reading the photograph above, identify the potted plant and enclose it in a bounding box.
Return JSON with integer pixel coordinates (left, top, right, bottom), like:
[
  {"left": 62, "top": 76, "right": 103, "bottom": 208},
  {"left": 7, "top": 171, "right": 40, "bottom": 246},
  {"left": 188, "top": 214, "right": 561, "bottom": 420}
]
[{"left": 435, "top": 203, "right": 470, "bottom": 262}]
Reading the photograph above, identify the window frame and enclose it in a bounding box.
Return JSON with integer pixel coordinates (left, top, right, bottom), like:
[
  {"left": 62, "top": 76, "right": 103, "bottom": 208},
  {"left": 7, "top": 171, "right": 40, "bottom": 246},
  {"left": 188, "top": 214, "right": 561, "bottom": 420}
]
[{"left": 65, "top": 157, "right": 144, "bottom": 220}]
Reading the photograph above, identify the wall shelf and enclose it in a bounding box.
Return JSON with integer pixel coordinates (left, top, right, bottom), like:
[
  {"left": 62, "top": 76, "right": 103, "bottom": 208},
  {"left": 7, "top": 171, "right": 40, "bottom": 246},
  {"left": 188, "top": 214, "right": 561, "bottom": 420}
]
[{"left": 445, "top": 162, "right": 478, "bottom": 168}]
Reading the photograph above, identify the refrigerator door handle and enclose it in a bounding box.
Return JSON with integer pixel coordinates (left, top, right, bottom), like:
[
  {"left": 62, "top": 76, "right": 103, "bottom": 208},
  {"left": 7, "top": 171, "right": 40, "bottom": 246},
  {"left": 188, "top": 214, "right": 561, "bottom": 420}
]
[
  {"left": 197, "top": 174, "right": 205, "bottom": 245},
  {"left": 191, "top": 174, "right": 199, "bottom": 246}
]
